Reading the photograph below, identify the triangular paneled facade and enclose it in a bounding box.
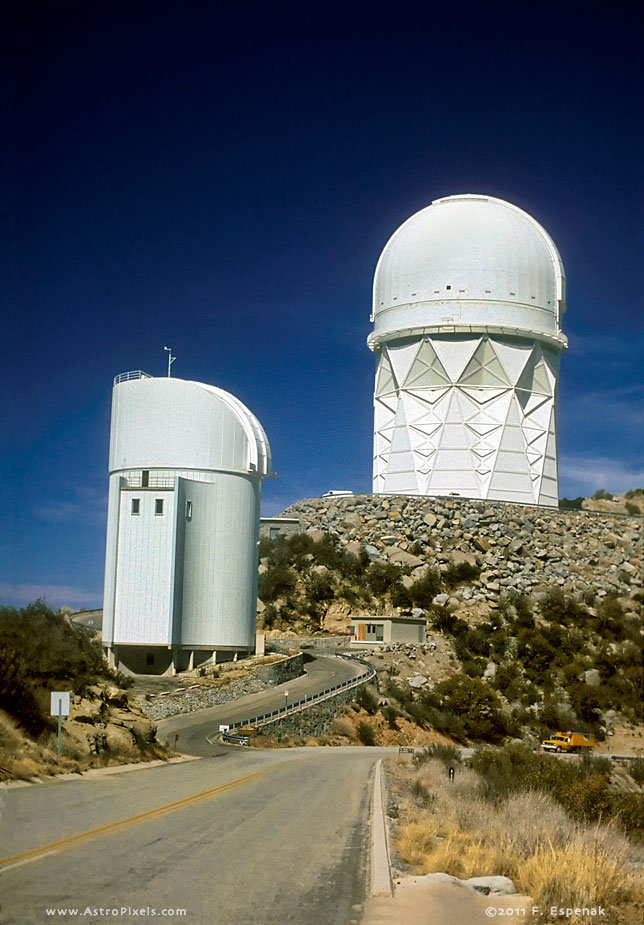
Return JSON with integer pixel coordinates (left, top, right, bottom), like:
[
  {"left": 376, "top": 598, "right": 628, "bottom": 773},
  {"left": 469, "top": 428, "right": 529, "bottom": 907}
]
[{"left": 373, "top": 335, "right": 560, "bottom": 506}]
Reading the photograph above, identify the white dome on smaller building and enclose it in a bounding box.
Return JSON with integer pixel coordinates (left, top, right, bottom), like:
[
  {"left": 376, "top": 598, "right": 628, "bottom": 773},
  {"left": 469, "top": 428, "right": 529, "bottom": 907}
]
[{"left": 370, "top": 194, "right": 567, "bottom": 351}]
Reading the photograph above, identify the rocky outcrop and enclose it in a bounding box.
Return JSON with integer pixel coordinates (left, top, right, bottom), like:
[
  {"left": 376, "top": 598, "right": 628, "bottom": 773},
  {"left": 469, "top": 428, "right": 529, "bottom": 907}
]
[{"left": 280, "top": 495, "right": 643, "bottom": 605}]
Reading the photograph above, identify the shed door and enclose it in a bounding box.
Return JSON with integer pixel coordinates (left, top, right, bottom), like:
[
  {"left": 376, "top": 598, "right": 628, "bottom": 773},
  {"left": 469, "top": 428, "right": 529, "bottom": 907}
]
[{"left": 358, "top": 624, "right": 365, "bottom": 641}]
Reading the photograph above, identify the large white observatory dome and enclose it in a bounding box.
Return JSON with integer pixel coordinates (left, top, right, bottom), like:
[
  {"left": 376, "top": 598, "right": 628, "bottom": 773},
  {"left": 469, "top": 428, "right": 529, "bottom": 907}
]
[
  {"left": 369, "top": 194, "right": 568, "bottom": 507},
  {"left": 370, "top": 194, "right": 567, "bottom": 350}
]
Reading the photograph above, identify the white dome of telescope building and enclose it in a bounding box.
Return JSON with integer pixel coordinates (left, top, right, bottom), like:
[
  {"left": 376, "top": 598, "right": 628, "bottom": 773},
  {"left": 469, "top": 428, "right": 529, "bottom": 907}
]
[
  {"left": 102, "top": 372, "right": 272, "bottom": 675},
  {"left": 369, "top": 194, "right": 567, "bottom": 507}
]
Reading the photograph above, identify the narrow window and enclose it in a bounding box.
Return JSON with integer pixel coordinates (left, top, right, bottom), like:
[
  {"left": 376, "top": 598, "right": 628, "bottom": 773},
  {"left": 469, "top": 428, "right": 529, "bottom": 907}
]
[
  {"left": 155, "top": 498, "right": 164, "bottom": 515},
  {"left": 131, "top": 498, "right": 140, "bottom": 515},
  {"left": 445, "top": 285, "right": 451, "bottom": 290},
  {"left": 146, "top": 652, "right": 155, "bottom": 666},
  {"left": 185, "top": 500, "right": 193, "bottom": 520},
  {"left": 270, "top": 527, "right": 280, "bottom": 539},
  {"left": 142, "top": 470, "right": 150, "bottom": 487}
]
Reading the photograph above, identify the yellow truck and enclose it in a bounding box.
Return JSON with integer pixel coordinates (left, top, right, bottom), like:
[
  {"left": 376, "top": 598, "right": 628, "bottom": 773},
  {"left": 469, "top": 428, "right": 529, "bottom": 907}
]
[{"left": 541, "top": 731, "right": 595, "bottom": 754}]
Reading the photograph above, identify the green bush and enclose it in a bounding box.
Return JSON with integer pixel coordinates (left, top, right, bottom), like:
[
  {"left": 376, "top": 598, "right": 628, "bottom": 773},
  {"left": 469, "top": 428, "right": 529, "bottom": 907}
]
[
  {"left": 628, "top": 757, "right": 644, "bottom": 786},
  {"left": 408, "top": 569, "right": 442, "bottom": 607},
  {"left": 625, "top": 488, "right": 644, "bottom": 498},
  {"left": 0, "top": 601, "right": 118, "bottom": 736},
  {"left": 390, "top": 583, "right": 413, "bottom": 609},
  {"left": 625, "top": 501, "right": 639, "bottom": 515},
  {"left": 257, "top": 564, "right": 296, "bottom": 602},
  {"left": 355, "top": 686, "right": 379, "bottom": 715},
  {"left": 592, "top": 488, "right": 613, "bottom": 500},
  {"left": 425, "top": 674, "right": 506, "bottom": 742},
  {"left": 444, "top": 561, "right": 481, "bottom": 587},
  {"left": 305, "top": 571, "right": 335, "bottom": 603},
  {"left": 613, "top": 792, "right": 644, "bottom": 839},
  {"left": 416, "top": 744, "right": 461, "bottom": 767},
  {"left": 366, "top": 561, "right": 402, "bottom": 595}
]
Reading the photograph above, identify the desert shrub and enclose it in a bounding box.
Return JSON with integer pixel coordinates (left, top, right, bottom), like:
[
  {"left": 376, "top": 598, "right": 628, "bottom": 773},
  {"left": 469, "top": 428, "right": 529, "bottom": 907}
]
[
  {"left": 613, "top": 791, "right": 644, "bottom": 839},
  {"left": 356, "top": 721, "right": 376, "bottom": 746},
  {"left": 305, "top": 571, "right": 335, "bottom": 603},
  {"left": 628, "top": 757, "right": 644, "bottom": 786},
  {"left": 262, "top": 604, "right": 278, "bottom": 628},
  {"left": 390, "top": 584, "right": 413, "bottom": 609},
  {"left": 444, "top": 561, "right": 480, "bottom": 587},
  {"left": 336, "top": 584, "right": 359, "bottom": 605},
  {"left": 411, "top": 778, "right": 435, "bottom": 807},
  {"left": 422, "top": 708, "right": 467, "bottom": 742},
  {"left": 408, "top": 569, "right": 442, "bottom": 607},
  {"left": 592, "top": 488, "right": 613, "bottom": 500},
  {"left": 516, "top": 628, "right": 557, "bottom": 680},
  {"left": 257, "top": 564, "right": 296, "bottom": 602},
  {"left": 425, "top": 675, "right": 506, "bottom": 742},
  {"left": 285, "top": 532, "right": 315, "bottom": 556},
  {"left": 559, "top": 496, "right": 584, "bottom": 510},
  {"left": 366, "top": 561, "right": 402, "bottom": 594},
  {"left": 625, "top": 501, "right": 639, "bottom": 515},
  {"left": 385, "top": 679, "right": 413, "bottom": 708},
  {"left": 461, "top": 657, "right": 486, "bottom": 678},
  {"left": 416, "top": 744, "right": 461, "bottom": 767},
  {"left": 383, "top": 705, "right": 399, "bottom": 729},
  {"left": 355, "top": 685, "right": 379, "bottom": 715},
  {"left": 539, "top": 589, "right": 588, "bottom": 627},
  {"left": 567, "top": 682, "right": 604, "bottom": 725},
  {"left": 431, "top": 609, "right": 457, "bottom": 634},
  {"left": 310, "top": 536, "right": 343, "bottom": 570},
  {"left": 625, "top": 487, "right": 644, "bottom": 498}
]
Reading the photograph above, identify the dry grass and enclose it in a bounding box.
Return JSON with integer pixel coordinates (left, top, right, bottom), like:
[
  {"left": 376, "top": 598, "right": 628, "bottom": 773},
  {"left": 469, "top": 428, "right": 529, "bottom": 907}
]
[
  {"left": 0, "top": 710, "right": 165, "bottom": 782},
  {"left": 393, "top": 757, "right": 643, "bottom": 923}
]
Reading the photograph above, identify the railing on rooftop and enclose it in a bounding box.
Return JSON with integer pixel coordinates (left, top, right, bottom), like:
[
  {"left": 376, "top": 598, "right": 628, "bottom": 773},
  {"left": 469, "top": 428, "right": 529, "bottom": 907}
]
[
  {"left": 121, "top": 475, "right": 176, "bottom": 490},
  {"left": 114, "top": 370, "right": 153, "bottom": 385}
]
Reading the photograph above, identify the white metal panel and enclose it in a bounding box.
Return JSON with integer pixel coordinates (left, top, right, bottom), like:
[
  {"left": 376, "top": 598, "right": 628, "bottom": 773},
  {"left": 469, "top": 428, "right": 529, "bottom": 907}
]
[
  {"left": 179, "top": 474, "right": 260, "bottom": 648},
  {"left": 112, "top": 491, "right": 176, "bottom": 644},
  {"left": 373, "top": 336, "right": 560, "bottom": 507}
]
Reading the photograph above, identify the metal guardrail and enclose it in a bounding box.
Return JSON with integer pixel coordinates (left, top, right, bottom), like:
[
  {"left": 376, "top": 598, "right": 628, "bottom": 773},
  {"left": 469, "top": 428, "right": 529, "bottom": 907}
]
[
  {"left": 224, "top": 654, "right": 376, "bottom": 733},
  {"left": 114, "top": 370, "right": 153, "bottom": 385},
  {"left": 222, "top": 732, "right": 250, "bottom": 746}
]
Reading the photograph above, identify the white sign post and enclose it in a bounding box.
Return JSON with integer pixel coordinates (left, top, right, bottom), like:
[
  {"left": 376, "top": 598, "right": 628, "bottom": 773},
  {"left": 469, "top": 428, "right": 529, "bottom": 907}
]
[{"left": 50, "top": 692, "right": 70, "bottom": 758}]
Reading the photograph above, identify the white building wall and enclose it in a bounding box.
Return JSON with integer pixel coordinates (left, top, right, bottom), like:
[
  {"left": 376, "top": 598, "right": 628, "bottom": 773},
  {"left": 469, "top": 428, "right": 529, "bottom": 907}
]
[
  {"left": 373, "top": 334, "right": 560, "bottom": 506},
  {"left": 177, "top": 475, "right": 260, "bottom": 648},
  {"left": 112, "top": 490, "right": 176, "bottom": 644}
]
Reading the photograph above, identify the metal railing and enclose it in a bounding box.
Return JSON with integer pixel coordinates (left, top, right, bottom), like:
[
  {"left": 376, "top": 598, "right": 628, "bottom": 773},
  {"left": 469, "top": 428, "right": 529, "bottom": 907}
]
[
  {"left": 121, "top": 474, "right": 176, "bottom": 489},
  {"left": 222, "top": 654, "right": 376, "bottom": 733},
  {"left": 114, "top": 370, "right": 153, "bottom": 385}
]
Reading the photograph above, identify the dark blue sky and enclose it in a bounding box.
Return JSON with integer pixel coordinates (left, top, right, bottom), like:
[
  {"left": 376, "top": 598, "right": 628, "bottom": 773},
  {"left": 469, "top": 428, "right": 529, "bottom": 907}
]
[{"left": 4, "top": 2, "right": 642, "bottom": 609}]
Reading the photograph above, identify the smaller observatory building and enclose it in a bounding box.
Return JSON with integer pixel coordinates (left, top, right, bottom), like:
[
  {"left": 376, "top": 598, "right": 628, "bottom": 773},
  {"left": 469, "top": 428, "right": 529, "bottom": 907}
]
[
  {"left": 369, "top": 194, "right": 568, "bottom": 507},
  {"left": 102, "top": 371, "right": 272, "bottom": 675}
]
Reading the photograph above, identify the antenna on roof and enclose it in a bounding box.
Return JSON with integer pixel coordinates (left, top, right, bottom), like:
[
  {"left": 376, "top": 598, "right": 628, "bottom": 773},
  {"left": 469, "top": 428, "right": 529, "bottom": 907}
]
[{"left": 163, "top": 346, "right": 176, "bottom": 378}]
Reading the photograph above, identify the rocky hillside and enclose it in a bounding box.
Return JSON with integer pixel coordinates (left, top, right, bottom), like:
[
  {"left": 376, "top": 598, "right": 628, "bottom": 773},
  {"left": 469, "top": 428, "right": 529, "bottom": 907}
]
[
  {"left": 258, "top": 493, "right": 642, "bottom": 747},
  {"left": 279, "top": 493, "right": 642, "bottom": 606}
]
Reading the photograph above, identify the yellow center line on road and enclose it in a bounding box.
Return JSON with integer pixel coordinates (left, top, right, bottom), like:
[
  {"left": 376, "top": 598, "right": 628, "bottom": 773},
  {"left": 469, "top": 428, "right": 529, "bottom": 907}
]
[{"left": 1, "top": 760, "right": 299, "bottom": 869}]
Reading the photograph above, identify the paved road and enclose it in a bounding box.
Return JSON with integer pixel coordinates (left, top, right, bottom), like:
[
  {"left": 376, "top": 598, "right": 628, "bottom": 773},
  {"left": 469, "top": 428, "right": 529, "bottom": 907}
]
[
  {"left": 157, "top": 654, "right": 365, "bottom": 757},
  {"left": 0, "top": 746, "right": 384, "bottom": 925}
]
